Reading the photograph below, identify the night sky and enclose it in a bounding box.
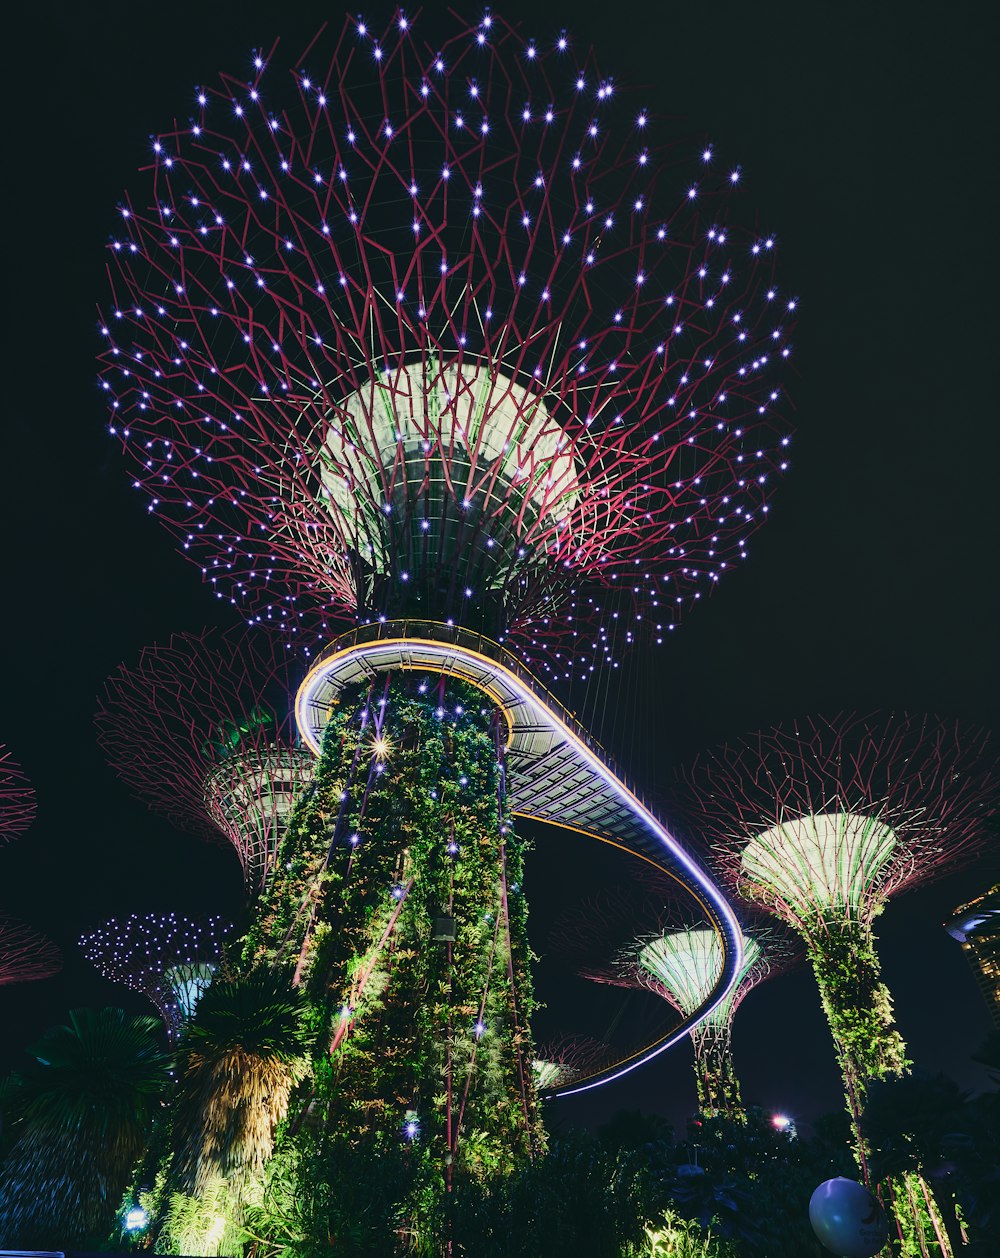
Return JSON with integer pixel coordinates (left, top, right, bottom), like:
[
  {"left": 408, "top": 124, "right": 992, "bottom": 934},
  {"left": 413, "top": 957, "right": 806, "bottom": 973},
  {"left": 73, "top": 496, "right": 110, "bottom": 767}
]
[{"left": 2, "top": 0, "right": 998, "bottom": 1140}]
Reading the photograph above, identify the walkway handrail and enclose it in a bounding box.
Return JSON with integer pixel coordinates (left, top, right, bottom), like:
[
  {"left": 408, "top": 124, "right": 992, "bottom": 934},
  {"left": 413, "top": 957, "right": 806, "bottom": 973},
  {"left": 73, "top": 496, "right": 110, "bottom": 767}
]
[{"left": 295, "top": 620, "right": 743, "bottom": 1096}]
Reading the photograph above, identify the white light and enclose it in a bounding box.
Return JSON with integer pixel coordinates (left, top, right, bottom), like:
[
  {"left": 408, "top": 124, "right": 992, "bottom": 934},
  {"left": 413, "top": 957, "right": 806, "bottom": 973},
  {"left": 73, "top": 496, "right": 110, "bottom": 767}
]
[{"left": 125, "top": 1207, "right": 148, "bottom": 1232}]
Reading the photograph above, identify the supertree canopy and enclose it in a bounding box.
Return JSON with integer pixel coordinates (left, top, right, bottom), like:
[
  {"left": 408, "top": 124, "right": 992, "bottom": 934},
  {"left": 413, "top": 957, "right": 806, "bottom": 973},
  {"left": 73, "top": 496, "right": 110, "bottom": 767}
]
[
  {"left": 532, "top": 1034, "right": 611, "bottom": 1092},
  {"left": 634, "top": 925, "right": 798, "bottom": 1119},
  {"left": 99, "top": 11, "right": 794, "bottom": 671},
  {"left": 0, "top": 914, "right": 62, "bottom": 987},
  {"left": 554, "top": 880, "right": 799, "bottom": 1118},
  {"left": 96, "top": 628, "right": 314, "bottom": 894},
  {"left": 0, "top": 746, "right": 36, "bottom": 844},
  {"left": 681, "top": 713, "right": 999, "bottom": 1176},
  {"left": 80, "top": 913, "right": 231, "bottom": 1039},
  {"left": 94, "top": 11, "right": 795, "bottom": 1237},
  {"left": 0, "top": 754, "right": 60, "bottom": 987}
]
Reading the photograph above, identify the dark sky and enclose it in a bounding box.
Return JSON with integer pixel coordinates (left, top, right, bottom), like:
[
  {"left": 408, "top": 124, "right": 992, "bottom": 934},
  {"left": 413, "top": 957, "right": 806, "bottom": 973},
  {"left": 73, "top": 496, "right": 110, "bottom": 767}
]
[{"left": 2, "top": 0, "right": 998, "bottom": 1138}]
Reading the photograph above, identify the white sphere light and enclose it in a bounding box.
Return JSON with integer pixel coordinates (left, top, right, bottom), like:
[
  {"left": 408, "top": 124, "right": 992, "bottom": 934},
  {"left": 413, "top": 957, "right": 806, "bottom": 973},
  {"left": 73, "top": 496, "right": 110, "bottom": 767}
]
[{"left": 808, "top": 1177, "right": 889, "bottom": 1258}]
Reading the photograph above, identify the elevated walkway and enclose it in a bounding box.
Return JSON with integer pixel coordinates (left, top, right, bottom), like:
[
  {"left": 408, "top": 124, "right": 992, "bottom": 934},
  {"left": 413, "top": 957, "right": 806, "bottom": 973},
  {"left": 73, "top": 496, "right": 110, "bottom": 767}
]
[{"left": 295, "top": 620, "right": 743, "bottom": 1094}]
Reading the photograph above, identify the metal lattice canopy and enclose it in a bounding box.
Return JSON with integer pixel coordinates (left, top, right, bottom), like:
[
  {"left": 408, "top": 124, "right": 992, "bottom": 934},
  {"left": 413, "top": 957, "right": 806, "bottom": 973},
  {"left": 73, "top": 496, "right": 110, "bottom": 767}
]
[
  {"left": 0, "top": 914, "right": 62, "bottom": 987},
  {"left": 0, "top": 746, "right": 36, "bottom": 845},
  {"left": 96, "top": 627, "right": 314, "bottom": 892},
  {"left": 533, "top": 1034, "right": 611, "bottom": 1091},
  {"left": 554, "top": 871, "right": 799, "bottom": 1029},
  {"left": 682, "top": 713, "right": 1000, "bottom": 929},
  {"left": 79, "top": 912, "right": 231, "bottom": 1037},
  {"left": 99, "top": 12, "right": 796, "bottom": 678}
]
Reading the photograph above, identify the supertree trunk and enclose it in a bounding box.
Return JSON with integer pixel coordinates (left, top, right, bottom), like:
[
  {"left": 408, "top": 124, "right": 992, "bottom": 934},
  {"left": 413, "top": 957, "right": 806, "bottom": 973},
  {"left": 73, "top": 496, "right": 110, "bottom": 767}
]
[
  {"left": 805, "top": 920, "right": 953, "bottom": 1257},
  {"left": 246, "top": 673, "right": 542, "bottom": 1186},
  {"left": 689, "top": 1020, "right": 744, "bottom": 1120},
  {"left": 804, "top": 917, "right": 908, "bottom": 1171}
]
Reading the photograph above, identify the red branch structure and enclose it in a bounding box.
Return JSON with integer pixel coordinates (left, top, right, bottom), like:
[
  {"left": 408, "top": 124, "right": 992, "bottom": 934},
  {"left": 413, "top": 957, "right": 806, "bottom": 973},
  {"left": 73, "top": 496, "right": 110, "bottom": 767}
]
[
  {"left": 0, "top": 746, "right": 36, "bottom": 845},
  {"left": 95, "top": 628, "right": 313, "bottom": 893},
  {"left": 80, "top": 912, "right": 231, "bottom": 1040},
  {"left": 553, "top": 878, "right": 799, "bottom": 1115},
  {"left": 533, "top": 1034, "right": 612, "bottom": 1092},
  {"left": 0, "top": 755, "right": 59, "bottom": 987},
  {"left": 680, "top": 713, "right": 999, "bottom": 929},
  {"left": 0, "top": 915, "right": 62, "bottom": 987},
  {"left": 678, "top": 713, "right": 999, "bottom": 1200},
  {"left": 98, "top": 11, "right": 795, "bottom": 679}
]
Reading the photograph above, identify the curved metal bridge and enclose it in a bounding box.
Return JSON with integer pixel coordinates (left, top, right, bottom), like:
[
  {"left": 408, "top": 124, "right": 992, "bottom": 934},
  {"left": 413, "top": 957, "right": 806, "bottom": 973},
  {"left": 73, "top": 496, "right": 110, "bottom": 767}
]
[{"left": 295, "top": 619, "right": 742, "bottom": 1096}]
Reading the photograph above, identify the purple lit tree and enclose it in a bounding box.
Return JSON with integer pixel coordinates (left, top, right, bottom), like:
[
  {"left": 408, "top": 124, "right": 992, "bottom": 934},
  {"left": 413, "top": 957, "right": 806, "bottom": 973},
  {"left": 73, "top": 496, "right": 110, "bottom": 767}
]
[
  {"left": 0, "top": 915, "right": 62, "bottom": 988},
  {"left": 96, "top": 10, "right": 796, "bottom": 1222},
  {"left": 80, "top": 912, "right": 232, "bottom": 1040},
  {"left": 0, "top": 746, "right": 36, "bottom": 846},
  {"left": 96, "top": 628, "right": 313, "bottom": 895},
  {"left": 99, "top": 14, "right": 794, "bottom": 674},
  {"left": 681, "top": 713, "right": 999, "bottom": 1253},
  {"left": 555, "top": 880, "right": 800, "bottom": 1118}
]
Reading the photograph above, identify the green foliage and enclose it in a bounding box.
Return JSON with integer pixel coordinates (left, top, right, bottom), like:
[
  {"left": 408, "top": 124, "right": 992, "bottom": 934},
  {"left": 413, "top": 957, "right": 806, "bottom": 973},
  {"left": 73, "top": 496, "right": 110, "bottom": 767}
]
[
  {"left": 244, "top": 675, "right": 542, "bottom": 1179},
  {"left": 156, "top": 1174, "right": 244, "bottom": 1257},
  {"left": 449, "top": 1130, "right": 651, "bottom": 1257},
  {"left": 168, "top": 966, "right": 310, "bottom": 1196},
  {"left": 243, "top": 1134, "right": 418, "bottom": 1256},
  {"left": 803, "top": 922, "right": 966, "bottom": 1253},
  {"left": 864, "top": 1071, "right": 1000, "bottom": 1256},
  {"left": 142, "top": 675, "right": 544, "bottom": 1251},
  {"left": 645, "top": 1109, "right": 849, "bottom": 1258},
  {"left": 643, "top": 1211, "right": 737, "bottom": 1257},
  {"left": 805, "top": 920, "right": 909, "bottom": 1164},
  {"left": 690, "top": 1024, "right": 744, "bottom": 1120},
  {"left": 182, "top": 965, "right": 309, "bottom": 1062},
  {"left": 0, "top": 1008, "right": 170, "bottom": 1248}
]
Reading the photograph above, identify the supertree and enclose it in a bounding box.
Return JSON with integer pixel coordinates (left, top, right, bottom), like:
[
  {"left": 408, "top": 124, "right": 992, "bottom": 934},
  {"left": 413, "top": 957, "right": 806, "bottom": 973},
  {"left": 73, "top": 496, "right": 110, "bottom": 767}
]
[
  {"left": 0, "top": 745, "right": 36, "bottom": 845},
  {"left": 96, "top": 628, "right": 314, "bottom": 895},
  {"left": 681, "top": 713, "right": 998, "bottom": 1254},
  {"left": 0, "top": 915, "right": 62, "bottom": 987},
  {"left": 532, "top": 1034, "right": 612, "bottom": 1092},
  {"left": 554, "top": 880, "right": 800, "bottom": 1118},
  {"left": 79, "top": 913, "right": 232, "bottom": 1040},
  {"left": 0, "top": 750, "right": 61, "bottom": 986},
  {"left": 97, "top": 9, "right": 793, "bottom": 1210}
]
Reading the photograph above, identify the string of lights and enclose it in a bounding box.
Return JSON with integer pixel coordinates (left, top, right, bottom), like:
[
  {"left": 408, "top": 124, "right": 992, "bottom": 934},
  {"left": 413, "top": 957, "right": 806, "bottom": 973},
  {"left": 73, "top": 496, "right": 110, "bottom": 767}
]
[
  {"left": 98, "top": 10, "right": 796, "bottom": 681},
  {"left": 79, "top": 912, "right": 231, "bottom": 1039}
]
